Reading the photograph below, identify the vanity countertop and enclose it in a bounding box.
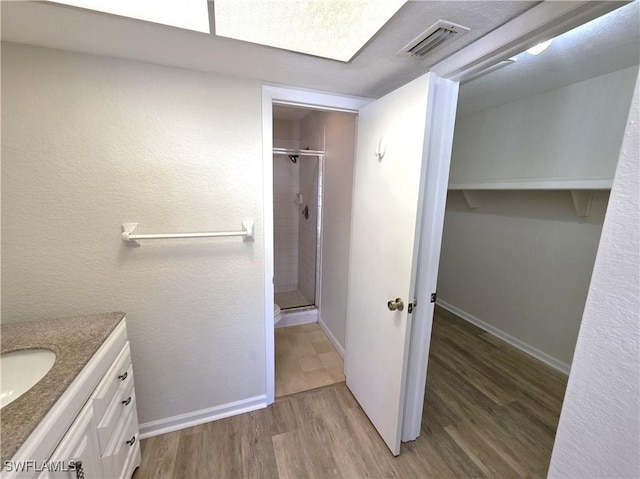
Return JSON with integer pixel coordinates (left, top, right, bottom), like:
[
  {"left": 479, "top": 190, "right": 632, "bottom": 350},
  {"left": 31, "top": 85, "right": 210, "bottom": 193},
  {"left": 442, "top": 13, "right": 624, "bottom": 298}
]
[{"left": 0, "top": 312, "right": 126, "bottom": 464}]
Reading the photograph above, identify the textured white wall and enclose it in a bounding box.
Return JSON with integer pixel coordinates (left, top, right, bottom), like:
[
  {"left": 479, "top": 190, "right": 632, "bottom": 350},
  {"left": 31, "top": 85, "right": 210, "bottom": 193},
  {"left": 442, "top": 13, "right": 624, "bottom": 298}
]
[
  {"left": 439, "top": 191, "right": 608, "bottom": 368},
  {"left": 450, "top": 66, "right": 637, "bottom": 184},
  {"left": 548, "top": 73, "right": 639, "bottom": 479},
  {"left": 301, "top": 111, "right": 356, "bottom": 350},
  {"left": 1, "top": 43, "right": 266, "bottom": 424},
  {"left": 438, "top": 66, "right": 637, "bottom": 369}
]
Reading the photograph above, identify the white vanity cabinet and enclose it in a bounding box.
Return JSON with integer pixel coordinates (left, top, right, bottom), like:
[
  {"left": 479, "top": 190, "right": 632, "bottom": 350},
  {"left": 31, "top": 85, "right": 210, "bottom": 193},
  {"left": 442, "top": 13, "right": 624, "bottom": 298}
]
[
  {"left": 92, "top": 342, "right": 140, "bottom": 479},
  {"left": 4, "top": 318, "right": 140, "bottom": 479},
  {"left": 46, "top": 403, "right": 103, "bottom": 479},
  {"left": 47, "top": 325, "right": 141, "bottom": 479}
]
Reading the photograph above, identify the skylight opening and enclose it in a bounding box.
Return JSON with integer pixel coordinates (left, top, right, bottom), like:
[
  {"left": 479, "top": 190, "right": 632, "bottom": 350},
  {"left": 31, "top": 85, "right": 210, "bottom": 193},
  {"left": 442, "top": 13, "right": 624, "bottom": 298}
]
[
  {"left": 48, "top": 0, "right": 210, "bottom": 33},
  {"left": 213, "top": 0, "right": 407, "bottom": 62}
]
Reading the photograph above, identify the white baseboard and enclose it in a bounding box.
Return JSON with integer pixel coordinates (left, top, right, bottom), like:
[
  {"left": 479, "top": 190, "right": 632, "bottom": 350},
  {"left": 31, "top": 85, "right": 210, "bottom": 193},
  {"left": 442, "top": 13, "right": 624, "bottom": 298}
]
[
  {"left": 139, "top": 395, "right": 267, "bottom": 439},
  {"left": 436, "top": 300, "right": 570, "bottom": 375},
  {"left": 318, "top": 316, "right": 346, "bottom": 359},
  {"left": 276, "top": 308, "right": 318, "bottom": 328}
]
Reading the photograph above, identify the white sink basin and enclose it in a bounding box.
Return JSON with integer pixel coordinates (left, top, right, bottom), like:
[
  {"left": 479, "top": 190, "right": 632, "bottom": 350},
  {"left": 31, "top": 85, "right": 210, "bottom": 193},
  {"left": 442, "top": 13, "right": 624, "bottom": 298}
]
[{"left": 1, "top": 349, "right": 56, "bottom": 408}]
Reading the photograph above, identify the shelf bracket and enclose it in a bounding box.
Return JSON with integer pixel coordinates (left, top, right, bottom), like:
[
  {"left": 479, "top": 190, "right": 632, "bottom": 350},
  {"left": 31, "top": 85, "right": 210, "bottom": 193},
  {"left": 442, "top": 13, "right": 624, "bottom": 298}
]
[
  {"left": 462, "top": 190, "right": 481, "bottom": 209},
  {"left": 570, "top": 190, "right": 594, "bottom": 217}
]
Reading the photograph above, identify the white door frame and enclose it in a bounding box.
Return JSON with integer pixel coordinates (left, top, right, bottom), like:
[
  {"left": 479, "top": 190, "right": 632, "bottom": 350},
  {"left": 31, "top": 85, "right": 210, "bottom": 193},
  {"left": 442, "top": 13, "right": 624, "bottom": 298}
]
[
  {"left": 262, "top": 78, "right": 459, "bottom": 439},
  {"left": 262, "top": 85, "right": 370, "bottom": 404},
  {"left": 401, "top": 75, "right": 459, "bottom": 441}
]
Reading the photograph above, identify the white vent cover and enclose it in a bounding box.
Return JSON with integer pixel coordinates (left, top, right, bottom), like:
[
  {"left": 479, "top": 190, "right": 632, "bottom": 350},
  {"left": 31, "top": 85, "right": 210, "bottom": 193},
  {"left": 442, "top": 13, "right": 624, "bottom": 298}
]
[{"left": 398, "top": 20, "right": 470, "bottom": 58}]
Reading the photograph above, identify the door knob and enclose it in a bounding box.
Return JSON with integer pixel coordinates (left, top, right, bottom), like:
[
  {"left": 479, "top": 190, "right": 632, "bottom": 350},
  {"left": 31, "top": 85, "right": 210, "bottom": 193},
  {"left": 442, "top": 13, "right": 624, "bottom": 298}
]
[{"left": 387, "top": 298, "right": 404, "bottom": 311}]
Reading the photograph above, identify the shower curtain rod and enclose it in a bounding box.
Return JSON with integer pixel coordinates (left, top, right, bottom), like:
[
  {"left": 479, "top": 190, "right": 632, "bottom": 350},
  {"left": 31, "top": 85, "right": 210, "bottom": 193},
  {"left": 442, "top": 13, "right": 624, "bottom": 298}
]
[{"left": 273, "top": 147, "right": 324, "bottom": 157}]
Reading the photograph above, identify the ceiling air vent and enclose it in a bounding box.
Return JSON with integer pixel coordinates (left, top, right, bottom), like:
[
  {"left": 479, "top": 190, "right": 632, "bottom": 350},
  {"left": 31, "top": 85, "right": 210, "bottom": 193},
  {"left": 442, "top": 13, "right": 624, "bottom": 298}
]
[{"left": 398, "top": 20, "right": 470, "bottom": 58}]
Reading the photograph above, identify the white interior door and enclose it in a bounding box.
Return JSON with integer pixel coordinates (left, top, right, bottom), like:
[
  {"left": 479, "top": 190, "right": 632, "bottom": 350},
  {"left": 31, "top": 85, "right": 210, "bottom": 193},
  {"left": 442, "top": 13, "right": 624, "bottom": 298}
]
[{"left": 345, "top": 72, "right": 450, "bottom": 456}]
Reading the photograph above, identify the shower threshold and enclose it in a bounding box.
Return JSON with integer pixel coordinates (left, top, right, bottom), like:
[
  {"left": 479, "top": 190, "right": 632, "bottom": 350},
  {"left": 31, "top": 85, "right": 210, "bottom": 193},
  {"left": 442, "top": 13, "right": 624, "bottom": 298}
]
[
  {"left": 275, "top": 290, "right": 312, "bottom": 310},
  {"left": 282, "top": 305, "right": 316, "bottom": 313},
  {"left": 275, "top": 290, "right": 317, "bottom": 327},
  {"left": 276, "top": 305, "right": 318, "bottom": 329}
]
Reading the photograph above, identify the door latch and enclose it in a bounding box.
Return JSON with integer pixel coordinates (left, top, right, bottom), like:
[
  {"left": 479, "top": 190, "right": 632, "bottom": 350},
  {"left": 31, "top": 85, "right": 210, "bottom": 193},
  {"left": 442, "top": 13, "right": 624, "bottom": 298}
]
[
  {"left": 430, "top": 292, "right": 437, "bottom": 303},
  {"left": 408, "top": 298, "right": 417, "bottom": 314}
]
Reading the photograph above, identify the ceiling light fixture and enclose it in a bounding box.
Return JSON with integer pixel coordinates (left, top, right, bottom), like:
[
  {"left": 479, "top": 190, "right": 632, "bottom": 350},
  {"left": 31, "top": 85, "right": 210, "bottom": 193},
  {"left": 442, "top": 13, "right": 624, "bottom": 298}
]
[
  {"left": 47, "top": 0, "right": 210, "bottom": 33},
  {"left": 213, "top": 0, "right": 407, "bottom": 62},
  {"left": 526, "top": 39, "right": 553, "bottom": 55}
]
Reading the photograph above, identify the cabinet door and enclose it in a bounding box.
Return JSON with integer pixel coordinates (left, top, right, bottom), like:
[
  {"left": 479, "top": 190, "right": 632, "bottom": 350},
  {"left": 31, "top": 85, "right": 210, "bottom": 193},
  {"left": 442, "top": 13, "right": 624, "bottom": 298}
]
[{"left": 49, "top": 403, "right": 103, "bottom": 479}]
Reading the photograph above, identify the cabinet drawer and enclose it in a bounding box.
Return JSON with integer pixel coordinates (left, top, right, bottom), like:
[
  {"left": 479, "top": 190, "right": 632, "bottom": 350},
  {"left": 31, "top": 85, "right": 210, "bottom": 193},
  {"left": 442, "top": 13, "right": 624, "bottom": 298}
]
[
  {"left": 102, "top": 396, "right": 140, "bottom": 479},
  {"left": 92, "top": 343, "right": 131, "bottom": 424},
  {"left": 96, "top": 368, "right": 135, "bottom": 453}
]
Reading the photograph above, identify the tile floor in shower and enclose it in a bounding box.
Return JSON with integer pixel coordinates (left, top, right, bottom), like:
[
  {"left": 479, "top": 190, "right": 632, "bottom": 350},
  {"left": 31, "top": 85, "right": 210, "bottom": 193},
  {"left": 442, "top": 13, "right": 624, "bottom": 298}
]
[
  {"left": 275, "top": 323, "right": 345, "bottom": 397},
  {"left": 275, "top": 290, "right": 312, "bottom": 309}
]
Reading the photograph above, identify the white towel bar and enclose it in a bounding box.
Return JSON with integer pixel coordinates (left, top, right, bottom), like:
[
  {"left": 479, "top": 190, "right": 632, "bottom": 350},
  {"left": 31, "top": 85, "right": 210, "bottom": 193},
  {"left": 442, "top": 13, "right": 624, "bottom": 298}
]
[{"left": 121, "top": 221, "right": 254, "bottom": 245}]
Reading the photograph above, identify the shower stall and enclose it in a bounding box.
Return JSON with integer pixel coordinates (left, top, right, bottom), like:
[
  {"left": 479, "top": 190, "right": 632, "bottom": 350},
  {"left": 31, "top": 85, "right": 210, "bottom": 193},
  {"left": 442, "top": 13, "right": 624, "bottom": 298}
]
[{"left": 273, "top": 147, "right": 324, "bottom": 311}]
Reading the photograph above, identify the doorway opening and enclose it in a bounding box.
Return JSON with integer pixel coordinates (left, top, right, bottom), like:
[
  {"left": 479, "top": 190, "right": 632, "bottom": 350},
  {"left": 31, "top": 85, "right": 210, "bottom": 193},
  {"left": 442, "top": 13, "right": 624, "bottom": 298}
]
[
  {"left": 427, "top": 3, "right": 638, "bottom": 475},
  {"left": 271, "top": 103, "right": 358, "bottom": 398}
]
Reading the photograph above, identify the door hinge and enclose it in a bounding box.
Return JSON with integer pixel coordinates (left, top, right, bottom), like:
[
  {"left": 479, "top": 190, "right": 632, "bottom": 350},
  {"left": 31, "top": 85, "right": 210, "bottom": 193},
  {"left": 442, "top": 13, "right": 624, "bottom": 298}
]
[
  {"left": 408, "top": 298, "right": 417, "bottom": 314},
  {"left": 430, "top": 292, "right": 437, "bottom": 303}
]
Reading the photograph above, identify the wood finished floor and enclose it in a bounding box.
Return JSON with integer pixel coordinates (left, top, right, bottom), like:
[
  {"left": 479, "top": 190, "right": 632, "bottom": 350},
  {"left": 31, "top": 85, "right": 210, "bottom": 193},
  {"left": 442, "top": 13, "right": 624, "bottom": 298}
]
[
  {"left": 135, "top": 308, "right": 568, "bottom": 478},
  {"left": 275, "top": 323, "right": 346, "bottom": 398}
]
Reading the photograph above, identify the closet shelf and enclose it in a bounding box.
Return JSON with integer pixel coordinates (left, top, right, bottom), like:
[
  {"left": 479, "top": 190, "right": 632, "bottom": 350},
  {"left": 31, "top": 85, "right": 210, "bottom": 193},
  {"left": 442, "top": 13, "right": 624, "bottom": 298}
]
[
  {"left": 448, "top": 178, "right": 612, "bottom": 217},
  {"left": 448, "top": 178, "right": 613, "bottom": 191}
]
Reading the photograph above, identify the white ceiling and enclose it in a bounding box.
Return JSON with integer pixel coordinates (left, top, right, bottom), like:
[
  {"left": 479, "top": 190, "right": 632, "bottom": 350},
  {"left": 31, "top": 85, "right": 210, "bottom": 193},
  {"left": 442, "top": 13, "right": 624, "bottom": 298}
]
[
  {"left": 1, "top": 1, "right": 637, "bottom": 113},
  {"left": 0, "top": 0, "right": 537, "bottom": 99},
  {"left": 457, "top": 1, "right": 640, "bottom": 117}
]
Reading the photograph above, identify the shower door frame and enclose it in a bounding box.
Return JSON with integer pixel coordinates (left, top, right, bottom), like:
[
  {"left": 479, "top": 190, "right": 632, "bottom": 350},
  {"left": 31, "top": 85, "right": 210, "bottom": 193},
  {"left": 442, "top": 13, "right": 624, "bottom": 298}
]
[{"left": 272, "top": 147, "right": 325, "bottom": 311}]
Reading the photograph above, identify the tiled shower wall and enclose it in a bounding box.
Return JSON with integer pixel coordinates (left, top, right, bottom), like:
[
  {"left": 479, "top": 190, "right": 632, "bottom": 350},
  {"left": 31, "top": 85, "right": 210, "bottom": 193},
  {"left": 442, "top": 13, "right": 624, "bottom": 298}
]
[
  {"left": 273, "top": 117, "right": 322, "bottom": 303},
  {"left": 273, "top": 119, "right": 300, "bottom": 294},
  {"left": 273, "top": 155, "right": 299, "bottom": 293}
]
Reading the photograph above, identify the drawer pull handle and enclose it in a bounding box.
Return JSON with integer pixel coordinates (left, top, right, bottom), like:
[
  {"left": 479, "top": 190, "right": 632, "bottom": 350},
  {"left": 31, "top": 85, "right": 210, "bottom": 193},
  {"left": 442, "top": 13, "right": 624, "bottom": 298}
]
[
  {"left": 118, "top": 371, "right": 128, "bottom": 381},
  {"left": 126, "top": 435, "right": 136, "bottom": 446},
  {"left": 73, "top": 460, "right": 84, "bottom": 479},
  {"left": 122, "top": 396, "right": 132, "bottom": 406}
]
